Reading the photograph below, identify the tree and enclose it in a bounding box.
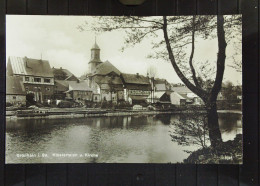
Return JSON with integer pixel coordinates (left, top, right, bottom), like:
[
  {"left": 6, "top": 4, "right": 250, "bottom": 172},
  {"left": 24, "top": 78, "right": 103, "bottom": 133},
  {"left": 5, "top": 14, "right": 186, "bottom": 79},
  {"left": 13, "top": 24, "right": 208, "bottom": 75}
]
[
  {"left": 169, "top": 112, "right": 210, "bottom": 151},
  {"left": 79, "top": 15, "right": 242, "bottom": 147},
  {"left": 222, "top": 81, "right": 242, "bottom": 100}
]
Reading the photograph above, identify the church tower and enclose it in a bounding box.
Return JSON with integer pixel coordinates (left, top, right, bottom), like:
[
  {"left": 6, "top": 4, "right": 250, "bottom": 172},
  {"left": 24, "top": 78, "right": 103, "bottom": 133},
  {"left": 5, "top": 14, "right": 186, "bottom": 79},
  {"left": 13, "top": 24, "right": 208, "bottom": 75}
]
[{"left": 88, "top": 39, "right": 102, "bottom": 73}]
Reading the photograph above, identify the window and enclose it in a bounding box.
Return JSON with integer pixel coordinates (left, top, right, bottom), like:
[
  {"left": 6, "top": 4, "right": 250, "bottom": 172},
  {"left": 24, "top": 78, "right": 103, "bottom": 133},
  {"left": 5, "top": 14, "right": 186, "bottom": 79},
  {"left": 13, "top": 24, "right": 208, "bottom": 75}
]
[
  {"left": 45, "top": 87, "right": 50, "bottom": 91},
  {"left": 34, "top": 78, "right": 41, "bottom": 82},
  {"left": 25, "top": 87, "right": 29, "bottom": 91},
  {"left": 25, "top": 77, "right": 29, "bottom": 81},
  {"left": 13, "top": 96, "right": 16, "bottom": 100},
  {"left": 44, "top": 78, "right": 51, "bottom": 83},
  {"left": 95, "top": 97, "right": 97, "bottom": 100}
]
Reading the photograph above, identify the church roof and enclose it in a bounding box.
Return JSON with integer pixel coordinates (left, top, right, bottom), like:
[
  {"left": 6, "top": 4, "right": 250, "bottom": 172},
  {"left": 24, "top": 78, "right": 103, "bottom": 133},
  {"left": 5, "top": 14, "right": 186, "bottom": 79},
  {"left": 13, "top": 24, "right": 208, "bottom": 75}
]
[
  {"left": 94, "top": 75, "right": 123, "bottom": 85},
  {"left": 121, "top": 73, "right": 150, "bottom": 85},
  {"left": 92, "top": 61, "right": 121, "bottom": 76}
]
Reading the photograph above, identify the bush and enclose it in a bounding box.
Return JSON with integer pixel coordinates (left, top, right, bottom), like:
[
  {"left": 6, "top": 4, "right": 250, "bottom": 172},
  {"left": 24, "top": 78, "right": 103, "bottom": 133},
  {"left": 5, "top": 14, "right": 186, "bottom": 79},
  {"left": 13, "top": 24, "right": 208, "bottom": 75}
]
[
  {"left": 57, "top": 100, "right": 74, "bottom": 108},
  {"left": 115, "top": 101, "right": 131, "bottom": 109}
]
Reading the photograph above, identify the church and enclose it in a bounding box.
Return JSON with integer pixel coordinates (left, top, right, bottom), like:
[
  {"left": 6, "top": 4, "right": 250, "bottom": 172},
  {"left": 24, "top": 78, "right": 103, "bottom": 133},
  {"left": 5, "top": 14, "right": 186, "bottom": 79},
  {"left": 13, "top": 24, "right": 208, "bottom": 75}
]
[{"left": 82, "top": 40, "right": 124, "bottom": 104}]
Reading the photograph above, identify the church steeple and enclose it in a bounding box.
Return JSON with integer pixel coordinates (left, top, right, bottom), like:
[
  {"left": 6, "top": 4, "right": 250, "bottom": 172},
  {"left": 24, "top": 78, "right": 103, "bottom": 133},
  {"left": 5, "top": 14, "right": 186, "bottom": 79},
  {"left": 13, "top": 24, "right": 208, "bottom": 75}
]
[{"left": 88, "top": 38, "right": 102, "bottom": 73}]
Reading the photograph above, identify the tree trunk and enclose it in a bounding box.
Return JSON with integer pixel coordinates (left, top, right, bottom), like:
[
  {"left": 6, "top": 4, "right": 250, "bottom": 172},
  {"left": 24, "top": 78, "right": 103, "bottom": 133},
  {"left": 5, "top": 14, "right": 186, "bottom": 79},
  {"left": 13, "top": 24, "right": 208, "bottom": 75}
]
[{"left": 205, "top": 101, "right": 223, "bottom": 148}]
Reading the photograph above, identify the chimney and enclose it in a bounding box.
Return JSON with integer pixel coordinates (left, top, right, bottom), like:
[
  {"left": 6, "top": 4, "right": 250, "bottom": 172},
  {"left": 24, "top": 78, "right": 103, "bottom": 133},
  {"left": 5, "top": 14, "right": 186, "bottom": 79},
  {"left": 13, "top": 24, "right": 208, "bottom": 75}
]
[
  {"left": 24, "top": 56, "right": 28, "bottom": 67},
  {"left": 136, "top": 73, "right": 139, "bottom": 77},
  {"left": 60, "top": 67, "right": 62, "bottom": 69}
]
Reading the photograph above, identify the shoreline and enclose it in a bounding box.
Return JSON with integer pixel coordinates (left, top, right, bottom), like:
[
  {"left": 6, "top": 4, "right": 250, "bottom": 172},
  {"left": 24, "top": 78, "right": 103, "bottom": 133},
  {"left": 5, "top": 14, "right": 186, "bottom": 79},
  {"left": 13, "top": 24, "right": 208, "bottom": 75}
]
[{"left": 6, "top": 109, "right": 242, "bottom": 120}]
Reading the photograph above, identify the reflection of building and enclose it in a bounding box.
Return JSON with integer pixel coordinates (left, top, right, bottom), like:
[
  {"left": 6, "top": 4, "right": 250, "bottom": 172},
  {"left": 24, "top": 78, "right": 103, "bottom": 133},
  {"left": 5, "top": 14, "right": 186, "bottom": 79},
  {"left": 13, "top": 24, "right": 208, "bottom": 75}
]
[
  {"left": 6, "top": 76, "right": 26, "bottom": 106},
  {"left": 121, "top": 73, "right": 151, "bottom": 105},
  {"left": 7, "top": 56, "right": 54, "bottom": 103}
]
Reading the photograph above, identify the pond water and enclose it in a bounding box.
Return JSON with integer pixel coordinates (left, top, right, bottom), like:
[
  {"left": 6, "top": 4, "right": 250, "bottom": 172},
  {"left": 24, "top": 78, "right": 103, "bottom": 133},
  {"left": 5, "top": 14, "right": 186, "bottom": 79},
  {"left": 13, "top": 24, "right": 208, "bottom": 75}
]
[{"left": 6, "top": 113, "right": 242, "bottom": 163}]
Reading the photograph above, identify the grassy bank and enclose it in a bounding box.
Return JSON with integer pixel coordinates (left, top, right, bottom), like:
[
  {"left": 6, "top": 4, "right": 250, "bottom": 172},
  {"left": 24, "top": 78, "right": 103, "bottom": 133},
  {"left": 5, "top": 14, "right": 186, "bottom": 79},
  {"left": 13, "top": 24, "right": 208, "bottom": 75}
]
[{"left": 184, "top": 134, "right": 242, "bottom": 164}]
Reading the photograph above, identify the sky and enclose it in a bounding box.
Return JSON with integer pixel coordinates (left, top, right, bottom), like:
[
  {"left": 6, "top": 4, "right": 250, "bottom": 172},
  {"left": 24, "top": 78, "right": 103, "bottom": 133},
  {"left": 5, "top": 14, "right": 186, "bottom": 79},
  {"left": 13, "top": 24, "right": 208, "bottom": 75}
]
[{"left": 6, "top": 15, "right": 242, "bottom": 85}]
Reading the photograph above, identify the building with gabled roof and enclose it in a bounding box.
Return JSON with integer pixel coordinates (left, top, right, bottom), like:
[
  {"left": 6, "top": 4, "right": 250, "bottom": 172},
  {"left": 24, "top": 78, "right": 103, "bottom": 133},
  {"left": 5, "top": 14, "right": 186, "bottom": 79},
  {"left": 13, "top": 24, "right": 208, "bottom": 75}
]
[
  {"left": 52, "top": 67, "right": 78, "bottom": 81},
  {"left": 65, "top": 81, "right": 94, "bottom": 103},
  {"left": 147, "top": 92, "right": 171, "bottom": 104},
  {"left": 6, "top": 76, "right": 26, "bottom": 106},
  {"left": 52, "top": 67, "right": 79, "bottom": 100},
  {"left": 7, "top": 56, "right": 55, "bottom": 103},
  {"left": 170, "top": 86, "right": 202, "bottom": 105},
  {"left": 153, "top": 78, "right": 172, "bottom": 92},
  {"left": 120, "top": 73, "right": 151, "bottom": 105}
]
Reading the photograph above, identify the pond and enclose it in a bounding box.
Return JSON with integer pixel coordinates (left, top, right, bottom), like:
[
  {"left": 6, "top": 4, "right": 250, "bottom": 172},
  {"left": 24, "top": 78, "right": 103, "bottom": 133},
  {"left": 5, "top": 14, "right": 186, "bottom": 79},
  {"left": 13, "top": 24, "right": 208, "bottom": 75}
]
[{"left": 6, "top": 113, "right": 242, "bottom": 163}]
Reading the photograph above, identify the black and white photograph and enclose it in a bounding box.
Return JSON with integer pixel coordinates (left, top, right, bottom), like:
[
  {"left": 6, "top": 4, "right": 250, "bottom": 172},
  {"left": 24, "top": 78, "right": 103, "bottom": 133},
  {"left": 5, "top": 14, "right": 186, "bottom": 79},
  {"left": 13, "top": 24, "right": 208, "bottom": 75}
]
[{"left": 5, "top": 15, "right": 242, "bottom": 164}]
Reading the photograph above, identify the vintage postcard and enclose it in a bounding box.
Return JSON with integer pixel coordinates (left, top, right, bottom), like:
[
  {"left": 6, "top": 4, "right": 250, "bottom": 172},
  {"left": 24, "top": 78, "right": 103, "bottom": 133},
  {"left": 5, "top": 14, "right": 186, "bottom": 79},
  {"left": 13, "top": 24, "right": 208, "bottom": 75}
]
[{"left": 6, "top": 15, "right": 242, "bottom": 164}]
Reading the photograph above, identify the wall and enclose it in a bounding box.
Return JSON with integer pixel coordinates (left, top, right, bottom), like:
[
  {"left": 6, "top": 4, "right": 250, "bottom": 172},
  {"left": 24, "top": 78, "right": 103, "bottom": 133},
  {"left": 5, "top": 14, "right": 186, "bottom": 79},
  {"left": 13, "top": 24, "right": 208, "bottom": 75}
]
[{"left": 6, "top": 94, "right": 26, "bottom": 106}]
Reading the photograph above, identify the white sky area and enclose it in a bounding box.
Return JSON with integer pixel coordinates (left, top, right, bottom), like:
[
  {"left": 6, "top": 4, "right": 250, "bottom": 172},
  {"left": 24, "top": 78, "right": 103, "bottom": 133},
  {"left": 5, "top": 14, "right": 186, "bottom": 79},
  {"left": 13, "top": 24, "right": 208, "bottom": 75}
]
[{"left": 6, "top": 15, "right": 242, "bottom": 85}]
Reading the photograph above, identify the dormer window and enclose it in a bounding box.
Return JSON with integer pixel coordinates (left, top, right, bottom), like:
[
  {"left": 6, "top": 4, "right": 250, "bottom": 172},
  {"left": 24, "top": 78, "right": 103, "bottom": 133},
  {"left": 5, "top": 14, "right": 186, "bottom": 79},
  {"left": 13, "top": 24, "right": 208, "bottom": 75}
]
[{"left": 25, "top": 77, "right": 29, "bottom": 82}]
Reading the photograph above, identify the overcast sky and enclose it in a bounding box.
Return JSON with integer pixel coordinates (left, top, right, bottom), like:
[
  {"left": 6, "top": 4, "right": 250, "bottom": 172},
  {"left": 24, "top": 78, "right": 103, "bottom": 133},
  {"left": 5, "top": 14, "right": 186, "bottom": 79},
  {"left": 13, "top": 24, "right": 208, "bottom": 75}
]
[{"left": 6, "top": 15, "right": 242, "bottom": 85}]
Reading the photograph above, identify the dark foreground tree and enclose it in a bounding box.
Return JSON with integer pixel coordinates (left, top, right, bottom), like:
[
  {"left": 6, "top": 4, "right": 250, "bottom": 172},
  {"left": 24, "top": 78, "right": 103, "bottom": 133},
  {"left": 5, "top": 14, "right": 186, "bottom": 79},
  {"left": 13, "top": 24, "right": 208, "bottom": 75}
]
[{"left": 78, "top": 15, "right": 241, "bottom": 147}]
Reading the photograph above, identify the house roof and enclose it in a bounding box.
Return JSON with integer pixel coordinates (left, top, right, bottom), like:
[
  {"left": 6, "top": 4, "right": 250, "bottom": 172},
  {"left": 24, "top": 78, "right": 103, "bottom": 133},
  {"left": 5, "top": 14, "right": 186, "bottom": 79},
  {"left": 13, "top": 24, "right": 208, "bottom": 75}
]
[
  {"left": 171, "top": 86, "right": 192, "bottom": 94},
  {"left": 68, "top": 81, "right": 94, "bottom": 91},
  {"left": 154, "top": 78, "right": 168, "bottom": 84},
  {"left": 92, "top": 61, "right": 121, "bottom": 76},
  {"left": 6, "top": 76, "right": 26, "bottom": 95},
  {"left": 52, "top": 68, "right": 78, "bottom": 81},
  {"left": 8, "top": 56, "right": 54, "bottom": 77},
  {"left": 55, "top": 80, "right": 70, "bottom": 92},
  {"left": 121, "top": 73, "right": 150, "bottom": 85},
  {"left": 147, "top": 92, "right": 165, "bottom": 99},
  {"left": 124, "top": 84, "right": 152, "bottom": 91},
  {"left": 94, "top": 75, "right": 123, "bottom": 85}
]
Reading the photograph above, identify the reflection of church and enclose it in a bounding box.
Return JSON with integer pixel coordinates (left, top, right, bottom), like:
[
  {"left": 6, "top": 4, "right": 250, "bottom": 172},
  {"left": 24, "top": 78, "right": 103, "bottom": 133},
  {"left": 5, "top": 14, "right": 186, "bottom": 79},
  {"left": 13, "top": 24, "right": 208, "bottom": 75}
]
[{"left": 83, "top": 40, "right": 125, "bottom": 103}]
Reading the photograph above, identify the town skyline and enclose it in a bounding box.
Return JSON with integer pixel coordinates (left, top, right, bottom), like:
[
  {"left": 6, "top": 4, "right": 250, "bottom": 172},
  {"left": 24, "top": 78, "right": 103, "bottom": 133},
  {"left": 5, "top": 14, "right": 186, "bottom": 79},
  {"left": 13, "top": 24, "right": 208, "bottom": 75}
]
[{"left": 6, "top": 15, "right": 242, "bottom": 85}]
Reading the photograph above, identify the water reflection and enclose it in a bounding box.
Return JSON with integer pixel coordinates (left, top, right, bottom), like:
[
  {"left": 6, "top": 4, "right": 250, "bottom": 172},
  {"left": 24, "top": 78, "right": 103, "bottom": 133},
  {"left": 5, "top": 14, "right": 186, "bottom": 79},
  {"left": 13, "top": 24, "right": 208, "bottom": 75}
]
[{"left": 6, "top": 113, "right": 242, "bottom": 163}]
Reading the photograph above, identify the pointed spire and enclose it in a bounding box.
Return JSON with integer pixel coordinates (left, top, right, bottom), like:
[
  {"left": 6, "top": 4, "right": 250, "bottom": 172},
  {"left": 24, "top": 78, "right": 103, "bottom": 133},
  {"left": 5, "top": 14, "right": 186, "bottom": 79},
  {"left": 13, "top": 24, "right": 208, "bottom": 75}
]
[{"left": 91, "top": 36, "right": 100, "bottom": 50}]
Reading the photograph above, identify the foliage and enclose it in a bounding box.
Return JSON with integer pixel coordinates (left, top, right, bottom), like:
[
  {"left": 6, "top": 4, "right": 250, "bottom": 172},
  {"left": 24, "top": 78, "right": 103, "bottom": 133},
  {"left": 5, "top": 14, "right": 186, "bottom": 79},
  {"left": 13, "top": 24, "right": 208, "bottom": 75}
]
[
  {"left": 184, "top": 134, "right": 242, "bottom": 164},
  {"left": 221, "top": 81, "right": 242, "bottom": 100},
  {"left": 169, "top": 111, "right": 210, "bottom": 151},
  {"left": 26, "top": 93, "right": 36, "bottom": 107}
]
